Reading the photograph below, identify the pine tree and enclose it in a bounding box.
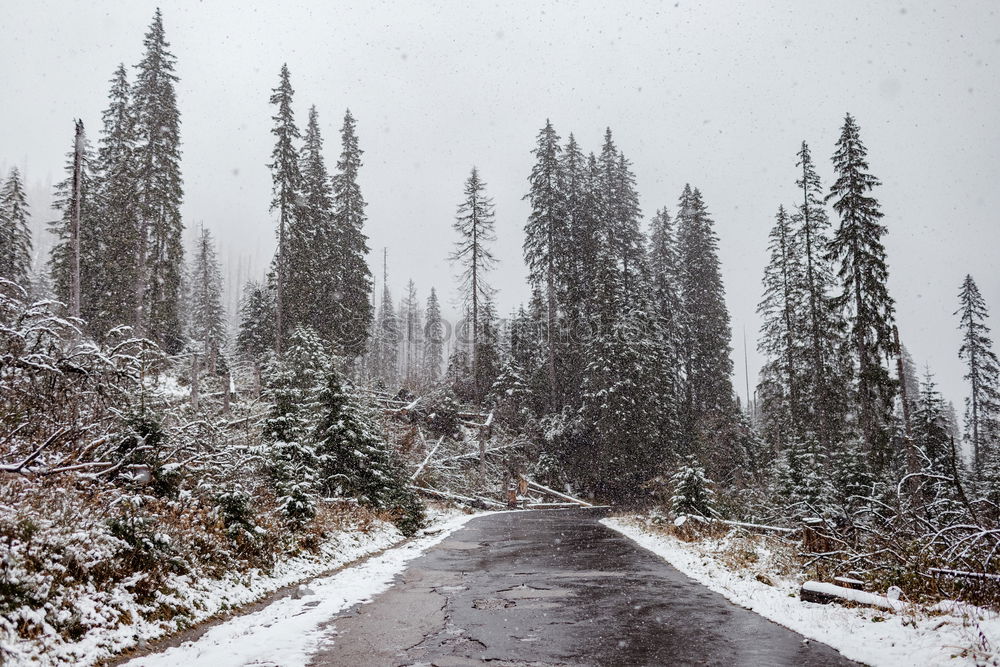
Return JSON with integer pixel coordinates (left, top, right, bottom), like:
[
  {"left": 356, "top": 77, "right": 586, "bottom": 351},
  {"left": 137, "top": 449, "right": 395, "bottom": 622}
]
[
  {"left": 132, "top": 8, "right": 184, "bottom": 351},
  {"left": 0, "top": 168, "right": 32, "bottom": 286},
  {"left": 188, "top": 227, "right": 226, "bottom": 361},
  {"left": 401, "top": 279, "right": 422, "bottom": 388},
  {"left": 489, "top": 358, "right": 531, "bottom": 426},
  {"left": 423, "top": 287, "right": 444, "bottom": 385},
  {"left": 793, "top": 141, "right": 850, "bottom": 451},
  {"left": 956, "top": 274, "right": 1000, "bottom": 478},
  {"left": 596, "top": 130, "right": 646, "bottom": 312},
  {"left": 523, "top": 120, "right": 565, "bottom": 410},
  {"left": 648, "top": 207, "right": 684, "bottom": 434},
  {"left": 267, "top": 64, "right": 301, "bottom": 356},
  {"left": 826, "top": 113, "right": 897, "bottom": 469},
  {"left": 237, "top": 281, "right": 275, "bottom": 367},
  {"left": 577, "top": 308, "right": 668, "bottom": 502},
  {"left": 676, "top": 185, "right": 734, "bottom": 430},
  {"left": 374, "top": 268, "right": 399, "bottom": 388},
  {"left": 475, "top": 295, "right": 501, "bottom": 398},
  {"left": 313, "top": 366, "right": 424, "bottom": 535},
  {"left": 332, "top": 110, "right": 373, "bottom": 359},
  {"left": 670, "top": 456, "right": 714, "bottom": 517},
  {"left": 94, "top": 63, "right": 141, "bottom": 334},
  {"left": 262, "top": 326, "right": 329, "bottom": 523},
  {"left": 559, "top": 135, "right": 597, "bottom": 405},
  {"left": 450, "top": 167, "right": 497, "bottom": 401},
  {"left": 776, "top": 440, "right": 831, "bottom": 517},
  {"left": 520, "top": 289, "right": 551, "bottom": 413},
  {"left": 913, "top": 368, "right": 952, "bottom": 478},
  {"left": 757, "top": 205, "right": 803, "bottom": 450},
  {"left": 296, "top": 105, "right": 336, "bottom": 343}
]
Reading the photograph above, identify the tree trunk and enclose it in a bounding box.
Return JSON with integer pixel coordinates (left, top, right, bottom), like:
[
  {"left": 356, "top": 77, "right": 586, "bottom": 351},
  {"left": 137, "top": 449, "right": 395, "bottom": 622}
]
[
  {"left": 190, "top": 352, "right": 200, "bottom": 411},
  {"left": 69, "top": 119, "right": 84, "bottom": 319},
  {"left": 275, "top": 202, "right": 286, "bottom": 357}
]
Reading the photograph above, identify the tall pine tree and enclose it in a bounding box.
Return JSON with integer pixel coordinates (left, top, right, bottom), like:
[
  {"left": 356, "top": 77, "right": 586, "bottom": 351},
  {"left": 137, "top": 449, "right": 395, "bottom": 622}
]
[
  {"left": 523, "top": 119, "right": 565, "bottom": 410},
  {"left": 94, "top": 63, "right": 141, "bottom": 334},
  {"left": 331, "top": 110, "right": 373, "bottom": 359},
  {"left": 450, "top": 167, "right": 497, "bottom": 401},
  {"left": 826, "top": 113, "right": 896, "bottom": 470},
  {"left": 956, "top": 274, "right": 1000, "bottom": 478},
  {"left": 756, "top": 204, "right": 803, "bottom": 450},
  {"left": 677, "top": 185, "right": 734, "bottom": 433},
  {"left": 297, "top": 105, "right": 336, "bottom": 343},
  {"left": 267, "top": 63, "right": 301, "bottom": 356},
  {"left": 793, "top": 141, "right": 849, "bottom": 451},
  {"left": 132, "top": 8, "right": 184, "bottom": 351}
]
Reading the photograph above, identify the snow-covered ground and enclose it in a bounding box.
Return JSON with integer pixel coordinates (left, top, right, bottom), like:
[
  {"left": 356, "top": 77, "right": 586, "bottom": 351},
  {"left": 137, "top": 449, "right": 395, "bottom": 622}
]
[
  {"left": 1, "top": 508, "right": 471, "bottom": 666},
  {"left": 119, "top": 510, "right": 478, "bottom": 666},
  {"left": 603, "top": 516, "right": 999, "bottom": 667}
]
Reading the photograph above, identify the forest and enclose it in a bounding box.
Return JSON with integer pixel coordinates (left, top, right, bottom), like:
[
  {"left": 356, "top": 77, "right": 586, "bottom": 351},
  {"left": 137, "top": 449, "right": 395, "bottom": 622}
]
[{"left": 1, "top": 8, "right": 999, "bottom": 664}]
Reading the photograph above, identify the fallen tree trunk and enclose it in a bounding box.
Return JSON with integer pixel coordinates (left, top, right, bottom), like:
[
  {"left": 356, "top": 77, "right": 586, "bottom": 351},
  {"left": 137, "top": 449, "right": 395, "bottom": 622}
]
[
  {"left": 411, "top": 436, "right": 445, "bottom": 481},
  {"left": 799, "top": 581, "right": 904, "bottom": 611},
  {"left": 410, "top": 485, "right": 505, "bottom": 509},
  {"left": 524, "top": 479, "right": 593, "bottom": 507}
]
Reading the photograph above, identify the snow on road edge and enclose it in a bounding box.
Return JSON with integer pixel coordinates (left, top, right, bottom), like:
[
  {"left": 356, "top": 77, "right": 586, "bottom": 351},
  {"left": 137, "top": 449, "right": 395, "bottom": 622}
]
[
  {"left": 122, "top": 511, "right": 481, "bottom": 667},
  {"left": 602, "top": 516, "right": 997, "bottom": 667}
]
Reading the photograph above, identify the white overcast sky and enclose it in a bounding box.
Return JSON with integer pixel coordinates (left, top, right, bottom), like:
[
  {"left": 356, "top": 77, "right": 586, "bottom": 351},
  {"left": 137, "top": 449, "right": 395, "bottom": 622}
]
[{"left": 1, "top": 0, "right": 998, "bottom": 410}]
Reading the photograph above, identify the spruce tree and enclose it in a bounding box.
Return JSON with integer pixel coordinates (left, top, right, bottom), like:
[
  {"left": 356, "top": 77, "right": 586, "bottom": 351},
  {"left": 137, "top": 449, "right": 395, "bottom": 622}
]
[
  {"left": 793, "top": 141, "right": 849, "bottom": 451},
  {"left": 313, "top": 366, "right": 424, "bottom": 535},
  {"left": 374, "top": 273, "right": 399, "bottom": 388},
  {"left": 0, "top": 168, "right": 32, "bottom": 286},
  {"left": 577, "top": 307, "right": 669, "bottom": 502},
  {"left": 523, "top": 119, "right": 565, "bottom": 410},
  {"left": 450, "top": 167, "right": 497, "bottom": 401},
  {"left": 188, "top": 226, "right": 226, "bottom": 361},
  {"left": 596, "top": 130, "right": 645, "bottom": 312},
  {"left": 913, "top": 368, "right": 952, "bottom": 478},
  {"left": 236, "top": 281, "right": 275, "bottom": 368},
  {"left": 559, "top": 135, "right": 597, "bottom": 404},
  {"left": 756, "top": 205, "right": 803, "bottom": 449},
  {"left": 94, "top": 63, "right": 140, "bottom": 334},
  {"left": 670, "top": 456, "right": 714, "bottom": 518},
  {"left": 826, "top": 113, "right": 897, "bottom": 469},
  {"left": 676, "top": 185, "right": 734, "bottom": 430},
  {"left": 401, "top": 279, "right": 422, "bottom": 388},
  {"left": 297, "top": 105, "right": 336, "bottom": 342},
  {"left": 132, "top": 8, "right": 184, "bottom": 351},
  {"left": 423, "top": 287, "right": 444, "bottom": 385},
  {"left": 956, "top": 274, "right": 1000, "bottom": 477},
  {"left": 475, "top": 295, "right": 501, "bottom": 398},
  {"left": 648, "top": 207, "right": 684, "bottom": 455},
  {"left": 267, "top": 64, "right": 301, "bottom": 356},
  {"left": 262, "top": 326, "right": 328, "bottom": 523},
  {"left": 332, "top": 110, "right": 373, "bottom": 358}
]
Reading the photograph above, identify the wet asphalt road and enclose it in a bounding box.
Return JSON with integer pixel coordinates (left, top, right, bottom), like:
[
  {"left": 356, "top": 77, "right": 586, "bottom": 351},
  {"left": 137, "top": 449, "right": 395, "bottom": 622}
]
[{"left": 309, "top": 509, "right": 856, "bottom": 666}]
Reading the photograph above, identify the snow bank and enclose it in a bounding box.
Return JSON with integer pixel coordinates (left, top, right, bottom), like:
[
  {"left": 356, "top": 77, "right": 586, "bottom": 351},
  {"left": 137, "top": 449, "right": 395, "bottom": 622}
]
[
  {"left": 120, "top": 510, "right": 477, "bottom": 666},
  {"left": 602, "top": 516, "right": 999, "bottom": 666}
]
